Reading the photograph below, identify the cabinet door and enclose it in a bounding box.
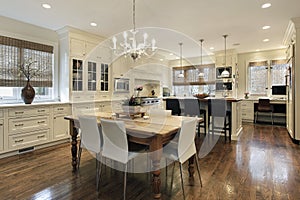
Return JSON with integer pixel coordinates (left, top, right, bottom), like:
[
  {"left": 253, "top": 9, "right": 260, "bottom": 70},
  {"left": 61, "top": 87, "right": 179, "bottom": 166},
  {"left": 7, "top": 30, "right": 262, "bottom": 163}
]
[
  {"left": 100, "top": 63, "right": 109, "bottom": 91},
  {"left": 87, "top": 61, "right": 97, "bottom": 91},
  {"left": 0, "top": 119, "right": 3, "bottom": 151},
  {"left": 53, "top": 115, "right": 69, "bottom": 140},
  {"left": 85, "top": 41, "right": 97, "bottom": 55},
  {"left": 70, "top": 38, "right": 85, "bottom": 57},
  {"left": 72, "top": 59, "right": 83, "bottom": 91}
]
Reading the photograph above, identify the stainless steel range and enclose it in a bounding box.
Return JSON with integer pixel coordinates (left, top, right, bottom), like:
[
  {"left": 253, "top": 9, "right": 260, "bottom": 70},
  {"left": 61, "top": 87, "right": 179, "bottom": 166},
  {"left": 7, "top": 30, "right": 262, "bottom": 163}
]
[{"left": 140, "top": 97, "right": 161, "bottom": 106}]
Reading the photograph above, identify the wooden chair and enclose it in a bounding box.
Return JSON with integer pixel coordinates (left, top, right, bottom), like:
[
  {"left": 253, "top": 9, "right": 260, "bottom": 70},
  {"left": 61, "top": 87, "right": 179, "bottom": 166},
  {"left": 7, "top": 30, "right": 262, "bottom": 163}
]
[{"left": 255, "top": 98, "right": 273, "bottom": 124}]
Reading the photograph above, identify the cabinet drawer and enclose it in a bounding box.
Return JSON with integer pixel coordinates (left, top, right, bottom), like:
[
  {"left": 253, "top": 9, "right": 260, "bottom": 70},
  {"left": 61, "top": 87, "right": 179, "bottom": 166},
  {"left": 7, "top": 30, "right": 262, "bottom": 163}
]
[
  {"left": 8, "top": 116, "right": 49, "bottom": 134},
  {"left": 54, "top": 105, "right": 71, "bottom": 114},
  {"left": 9, "top": 107, "right": 50, "bottom": 117},
  {"left": 0, "top": 109, "right": 3, "bottom": 118},
  {"left": 241, "top": 101, "right": 253, "bottom": 107},
  {"left": 242, "top": 112, "right": 254, "bottom": 120},
  {"left": 8, "top": 129, "right": 49, "bottom": 150}
]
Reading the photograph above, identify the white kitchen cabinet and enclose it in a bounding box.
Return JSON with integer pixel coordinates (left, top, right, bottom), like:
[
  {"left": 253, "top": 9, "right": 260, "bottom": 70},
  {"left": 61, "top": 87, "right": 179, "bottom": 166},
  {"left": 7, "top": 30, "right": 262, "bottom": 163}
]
[
  {"left": 7, "top": 106, "right": 51, "bottom": 151},
  {"left": 70, "top": 38, "right": 97, "bottom": 58},
  {"left": 57, "top": 26, "right": 107, "bottom": 102},
  {"left": 241, "top": 100, "right": 254, "bottom": 122},
  {"left": 8, "top": 129, "right": 49, "bottom": 150},
  {"left": 8, "top": 116, "right": 49, "bottom": 134},
  {"left": 53, "top": 104, "right": 71, "bottom": 140}
]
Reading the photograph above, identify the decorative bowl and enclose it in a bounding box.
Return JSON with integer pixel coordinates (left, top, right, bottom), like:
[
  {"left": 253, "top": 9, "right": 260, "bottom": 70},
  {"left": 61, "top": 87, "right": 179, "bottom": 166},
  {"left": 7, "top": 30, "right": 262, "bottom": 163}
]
[{"left": 193, "top": 93, "right": 209, "bottom": 99}]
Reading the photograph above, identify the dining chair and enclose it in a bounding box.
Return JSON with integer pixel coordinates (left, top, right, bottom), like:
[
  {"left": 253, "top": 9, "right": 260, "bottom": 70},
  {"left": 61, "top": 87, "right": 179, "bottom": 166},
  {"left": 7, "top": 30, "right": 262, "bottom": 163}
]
[
  {"left": 78, "top": 115, "right": 102, "bottom": 189},
  {"left": 149, "top": 108, "right": 171, "bottom": 118},
  {"left": 208, "top": 99, "right": 231, "bottom": 142},
  {"left": 255, "top": 98, "right": 273, "bottom": 124},
  {"left": 163, "top": 117, "right": 202, "bottom": 200},
  {"left": 99, "top": 118, "right": 139, "bottom": 200},
  {"left": 182, "top": 98, "right": 207, "bottom": 136}
]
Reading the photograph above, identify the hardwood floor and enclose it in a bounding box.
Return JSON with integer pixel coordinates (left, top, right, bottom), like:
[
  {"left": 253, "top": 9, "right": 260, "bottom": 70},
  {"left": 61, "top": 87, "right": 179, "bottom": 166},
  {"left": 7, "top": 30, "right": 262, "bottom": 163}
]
[{"left": 0, "top": 124, "right": 299, "bottom": 200}]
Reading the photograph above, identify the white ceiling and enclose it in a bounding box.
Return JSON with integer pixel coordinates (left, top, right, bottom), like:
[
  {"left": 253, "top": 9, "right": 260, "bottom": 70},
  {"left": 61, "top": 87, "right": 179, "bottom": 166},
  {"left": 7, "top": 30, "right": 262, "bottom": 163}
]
[{"left": 1, "top": 0, "right": 300, "bottom": 58}]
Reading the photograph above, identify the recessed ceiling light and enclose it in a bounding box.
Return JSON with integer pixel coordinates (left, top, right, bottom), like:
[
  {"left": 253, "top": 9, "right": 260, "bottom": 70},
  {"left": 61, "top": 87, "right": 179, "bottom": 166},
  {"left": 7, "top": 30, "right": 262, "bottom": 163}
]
[
  {"left": 263, "top": 39, "right": 270, "bottom": 42},
  {"left": 42, "top": 3, "right": 51, "bottom": 9},
  {"left": 261, "top": 3, "right": 271, "bottom": 9},
  {"left": 262, "top": 25, "right": 271, "bottom": 30},
  {"left": 256, "top": 49, "right": 260, "bottom": 52},
  {"left": 169, "top": 53, "right": 174, "bottom": 56},
  {"left": 90, "top": 22, "right": 97, "bottom": 27},
  {"left": 160, "top": 58, "right": 164, "bottom": 61},
  {"left": 175, "top": 56, "right": 180, "bottom": 59},
  {"left": 210, "top": 47, "right": 214, "bottom": 50}
]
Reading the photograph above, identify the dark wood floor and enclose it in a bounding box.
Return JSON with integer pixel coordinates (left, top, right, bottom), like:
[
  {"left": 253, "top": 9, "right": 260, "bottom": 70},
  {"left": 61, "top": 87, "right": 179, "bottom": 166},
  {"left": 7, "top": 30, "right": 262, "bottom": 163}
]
[{"left": 0, "top": 124, "right": 299, "bottom": 200}]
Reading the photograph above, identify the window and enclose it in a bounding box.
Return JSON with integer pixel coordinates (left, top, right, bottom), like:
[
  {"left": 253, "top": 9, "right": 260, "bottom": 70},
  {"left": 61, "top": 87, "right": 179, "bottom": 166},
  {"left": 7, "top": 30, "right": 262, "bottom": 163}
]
[
  {"left": 172, "top": 64, "right": 216, "bottom": 96},
  {"left": 247, "top": 59, "right": 288, "bottom": 96},
  {"left": 271, "top": 60, "right": 287, "bottom": 85},
  {"left": 248, "top": 61, "right": 268, "bottom": 95},
  {"left": 0, "top": 35, "right": 54, "bottom": 102}
]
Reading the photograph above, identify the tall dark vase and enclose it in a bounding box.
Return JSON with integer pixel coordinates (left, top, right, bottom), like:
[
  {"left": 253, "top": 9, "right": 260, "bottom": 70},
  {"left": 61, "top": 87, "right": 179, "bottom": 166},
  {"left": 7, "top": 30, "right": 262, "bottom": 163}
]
[{"left": 21, "top": 81, "right": 35, "bottom": 104}]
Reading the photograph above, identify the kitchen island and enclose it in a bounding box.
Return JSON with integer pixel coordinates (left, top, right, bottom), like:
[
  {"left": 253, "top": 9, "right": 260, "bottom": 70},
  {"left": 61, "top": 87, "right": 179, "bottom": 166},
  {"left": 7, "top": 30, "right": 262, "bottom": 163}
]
[{"left": 163, "top": 97, "right": 243, "bottom": 140}]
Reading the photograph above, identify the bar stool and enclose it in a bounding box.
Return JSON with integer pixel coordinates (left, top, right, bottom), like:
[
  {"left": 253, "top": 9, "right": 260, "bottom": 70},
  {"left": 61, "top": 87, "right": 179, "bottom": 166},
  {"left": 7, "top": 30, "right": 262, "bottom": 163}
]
[
  {"left": 181, "top": 98, "right": 207, "bottom": 136},
  {"left": 208, "top": 99, "right": 231, "bottom": 142}
]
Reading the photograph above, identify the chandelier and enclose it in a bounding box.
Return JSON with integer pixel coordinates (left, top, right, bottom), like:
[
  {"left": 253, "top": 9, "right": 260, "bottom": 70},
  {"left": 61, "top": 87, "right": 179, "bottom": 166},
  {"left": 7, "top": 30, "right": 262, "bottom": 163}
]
[{"left": 112, "top": 0, "right": 156, "bottom": 61}]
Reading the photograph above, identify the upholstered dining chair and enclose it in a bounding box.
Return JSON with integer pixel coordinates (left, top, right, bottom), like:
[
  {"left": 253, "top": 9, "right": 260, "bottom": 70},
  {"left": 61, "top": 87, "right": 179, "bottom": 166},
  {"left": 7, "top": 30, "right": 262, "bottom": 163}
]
[
  {"left": 99, "top": 118, "right": 139, "bottom": 200},
  {"left": 163, "top": 117, "right": 202, "bottom": 200},
  {"left": 208, "top": 99, "right": 231, "bottom": 141},
  {"left": 255, "top": 98, "right": 273, "bottom": 124},
  {"left": 78, "top": 115, "right": 102, "bottom": 189},
  {"left": 182, "top": 98, "right": 207, "bottom": 136}
]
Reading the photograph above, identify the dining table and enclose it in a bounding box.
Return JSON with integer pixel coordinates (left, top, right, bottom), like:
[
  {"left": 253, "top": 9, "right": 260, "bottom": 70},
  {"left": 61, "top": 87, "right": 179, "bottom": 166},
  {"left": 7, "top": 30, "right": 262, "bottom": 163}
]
[{"left": 64, "top": 112, "right": 203, "bottom": 199}]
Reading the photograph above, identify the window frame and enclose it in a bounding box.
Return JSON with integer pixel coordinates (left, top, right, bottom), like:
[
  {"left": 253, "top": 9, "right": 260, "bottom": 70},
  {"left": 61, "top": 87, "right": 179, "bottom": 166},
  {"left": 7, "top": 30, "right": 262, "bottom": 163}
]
[{"left": 247, "top": 59, "right": 288, "bottom": 97}]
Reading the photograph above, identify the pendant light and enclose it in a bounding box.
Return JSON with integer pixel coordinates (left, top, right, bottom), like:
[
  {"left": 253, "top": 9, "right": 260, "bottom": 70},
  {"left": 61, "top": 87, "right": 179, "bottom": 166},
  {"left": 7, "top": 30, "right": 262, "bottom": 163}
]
[
  {"left": 177, "top": 42, "right": 184, "bottom": 78},
  {"left": 220, "top": 34, "right": 230, "bottom": 78},
  {"left": 198, "top": 39, "right": 205, "bottom": 78}
]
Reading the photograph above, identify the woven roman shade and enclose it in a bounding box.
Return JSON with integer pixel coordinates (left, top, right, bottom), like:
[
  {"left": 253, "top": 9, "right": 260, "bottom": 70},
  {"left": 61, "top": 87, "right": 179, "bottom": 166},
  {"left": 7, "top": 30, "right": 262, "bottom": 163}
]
[{"left": 0, "top": 35, "right": 53, "bottom": 87}]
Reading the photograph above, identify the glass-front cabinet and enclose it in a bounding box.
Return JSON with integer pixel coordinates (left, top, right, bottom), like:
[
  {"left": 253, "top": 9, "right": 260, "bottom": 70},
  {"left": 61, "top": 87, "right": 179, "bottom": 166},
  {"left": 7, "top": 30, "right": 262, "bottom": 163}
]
[
  {"left": 100, "top": 63, "right": 109, "bottom": 91},
  {"left": 72, "top": 59, "right": 83, "bottom": 91},
  {"left": 87, "top": 61, "right": 97, "bottom": 91},
  {"left": 71, "top": 58, "right": 109, "bottom": 93}
]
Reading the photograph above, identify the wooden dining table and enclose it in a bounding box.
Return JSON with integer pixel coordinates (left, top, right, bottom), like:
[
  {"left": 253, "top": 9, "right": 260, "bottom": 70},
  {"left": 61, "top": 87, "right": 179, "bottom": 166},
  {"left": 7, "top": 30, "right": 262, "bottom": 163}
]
[{"left": 64, "top": 112, "right": 203, "bottom": 199}]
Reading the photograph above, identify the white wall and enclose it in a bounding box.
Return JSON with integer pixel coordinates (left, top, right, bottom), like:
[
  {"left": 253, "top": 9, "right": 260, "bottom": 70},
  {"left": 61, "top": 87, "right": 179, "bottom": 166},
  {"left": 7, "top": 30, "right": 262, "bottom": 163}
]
[{"left": 236, "top": 49, "right": 286, "bottom": 98}]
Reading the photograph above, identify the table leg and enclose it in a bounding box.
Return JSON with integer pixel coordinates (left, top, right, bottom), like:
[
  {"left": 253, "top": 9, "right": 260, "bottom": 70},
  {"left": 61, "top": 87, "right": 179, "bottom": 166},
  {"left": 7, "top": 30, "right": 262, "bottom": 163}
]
[
  {"left": 70, "top": 120, "right": 78, "bottom": 172},
  {"left": 188, "top": 155, "right": 195, "bottom": 185},
  {"left": 150, "top": 136, "right": 163, "bottom": 199}
]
